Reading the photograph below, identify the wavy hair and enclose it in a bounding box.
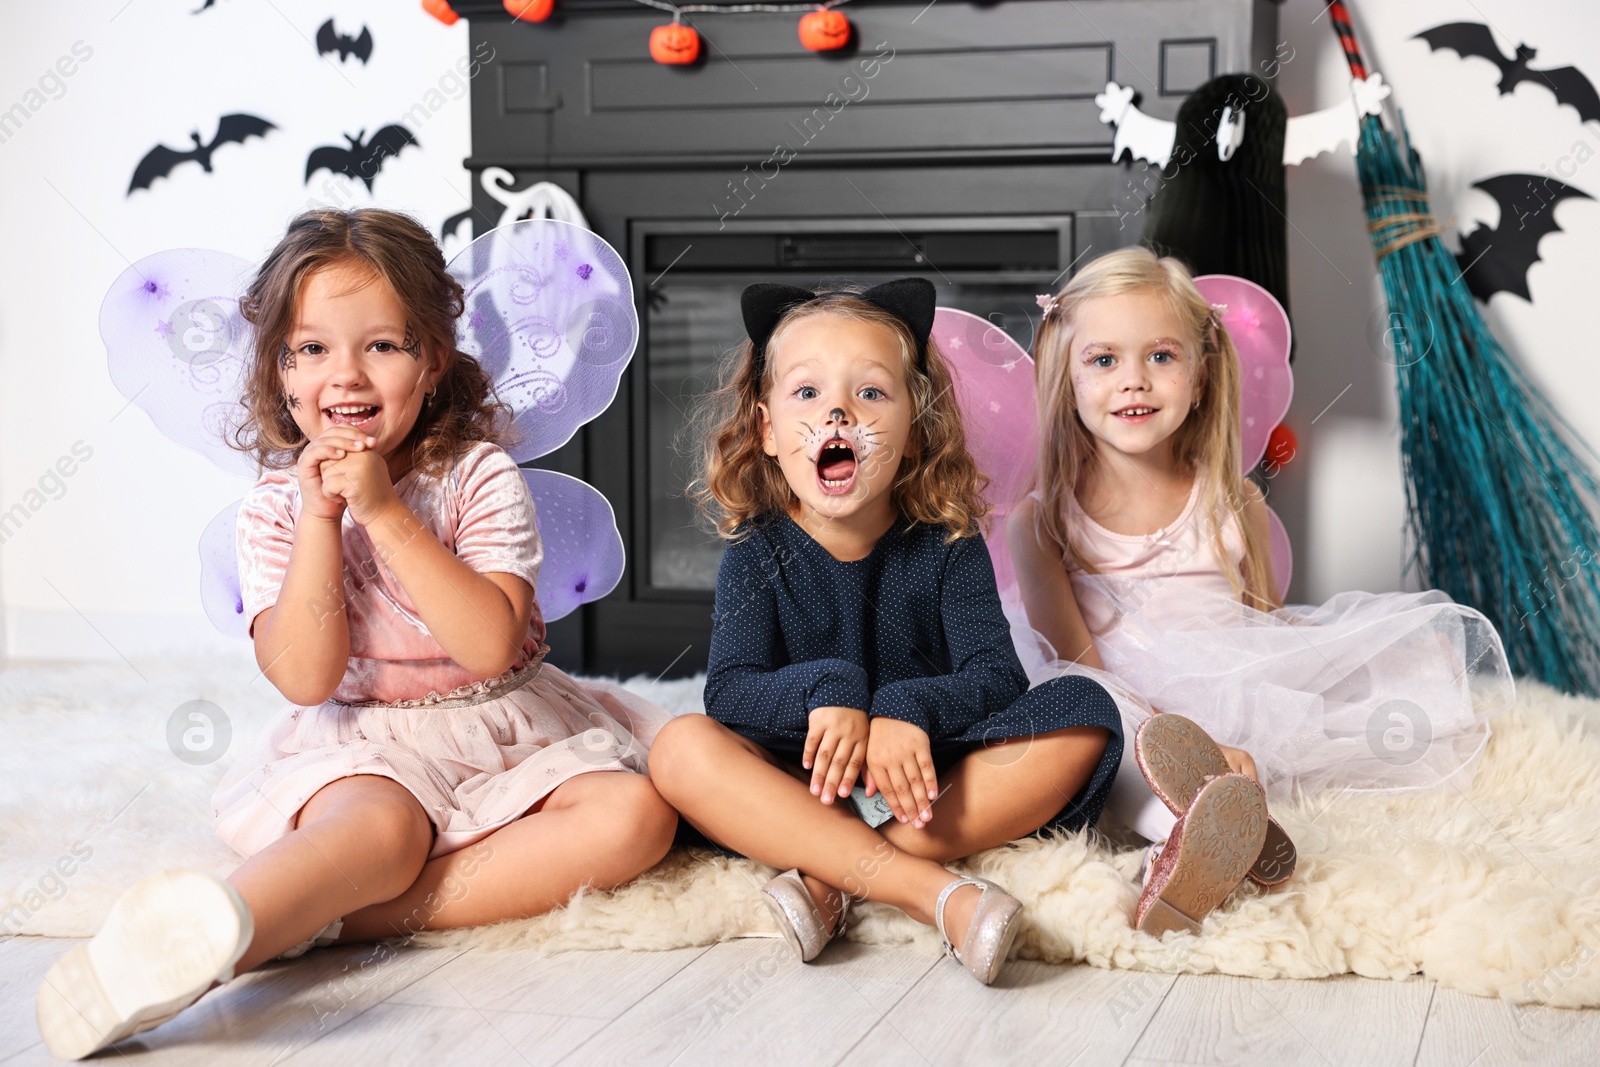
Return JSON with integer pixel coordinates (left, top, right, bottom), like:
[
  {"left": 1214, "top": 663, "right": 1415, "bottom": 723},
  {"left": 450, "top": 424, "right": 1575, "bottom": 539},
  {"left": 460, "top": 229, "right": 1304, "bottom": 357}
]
[
  {"left": 689, "top": 291, "right": 988, "bottom": 541},
  {"left": 1030, "top": 246, "right": 1276, "bottom": 611},
  {"left": 230, "top": 208, "right": 510, "bottom": 478}
]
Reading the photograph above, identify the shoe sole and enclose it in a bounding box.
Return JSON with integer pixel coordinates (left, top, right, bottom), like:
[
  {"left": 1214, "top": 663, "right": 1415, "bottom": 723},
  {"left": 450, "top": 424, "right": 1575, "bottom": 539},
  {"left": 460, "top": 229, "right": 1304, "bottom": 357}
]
[
  {"left": 1137, "top": 714, "right": 1296, "bottom": 886},
  {"left": 1136, "top": 775, "right": 1268, "bottom": 938},
  {"left": 36, "top": 870, "right": 253, "bottom": 1060}
]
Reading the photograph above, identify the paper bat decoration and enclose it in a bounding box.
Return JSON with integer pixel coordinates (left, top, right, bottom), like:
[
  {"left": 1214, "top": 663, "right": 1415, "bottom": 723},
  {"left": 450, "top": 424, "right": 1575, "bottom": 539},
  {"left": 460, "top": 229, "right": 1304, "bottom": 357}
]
[
  {"left": 1095, "top": 74, "right": 1391, "bottom": 169},
  {"left": 1414, "top": 22, "right": 1600, "bottom": 125},
  {"left": 441, "top": 206, "right": 474, "bottom": 244},
  {"left": 191, "top": 0, "right": 222, "bottom": 11},
  {"left": 1456, "top": 173, "right": 1592, "bottom": 303},
  {"left": 316, "top": 19, "right": 373, "bottom": 64},
  {"left": 128, "top": 114, "right": 276, "bottom": 196},
  {"left": 304, "top": 126, "right": 418, "bottom": 193}
]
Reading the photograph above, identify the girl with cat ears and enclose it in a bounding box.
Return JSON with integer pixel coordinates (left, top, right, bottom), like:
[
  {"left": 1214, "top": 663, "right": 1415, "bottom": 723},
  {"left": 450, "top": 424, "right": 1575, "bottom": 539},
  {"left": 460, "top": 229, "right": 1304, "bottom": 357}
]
[{"left": 653, "top": 277, "right": 1125, "bottom": 984}]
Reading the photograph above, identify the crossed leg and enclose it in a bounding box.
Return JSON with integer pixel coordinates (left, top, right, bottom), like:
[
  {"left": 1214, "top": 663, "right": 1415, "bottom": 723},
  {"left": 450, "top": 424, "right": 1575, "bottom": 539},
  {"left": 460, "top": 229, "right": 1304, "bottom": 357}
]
[
  {"left": 879, "top": 725, "right": 1112, "bottom": 863},
  {"left": 337, "top": 770, "right": 677, "bottom": 941}
]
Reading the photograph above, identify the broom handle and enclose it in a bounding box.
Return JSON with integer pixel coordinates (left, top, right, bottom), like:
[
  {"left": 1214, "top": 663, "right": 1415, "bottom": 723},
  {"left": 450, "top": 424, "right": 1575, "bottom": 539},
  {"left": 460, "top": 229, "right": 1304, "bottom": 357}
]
[{"left": 1324, "top": 1, "right": 1370, "bottom": 80}]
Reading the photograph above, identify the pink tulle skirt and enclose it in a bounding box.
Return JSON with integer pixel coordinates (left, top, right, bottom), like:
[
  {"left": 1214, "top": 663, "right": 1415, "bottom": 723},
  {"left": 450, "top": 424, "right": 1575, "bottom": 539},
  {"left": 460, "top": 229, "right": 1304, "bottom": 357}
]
[
  {"left": 212, "top": 658, "right": 671, "bottom": 860},
  {"left": 1002, "top": 580, "right": 1516, "bottom": 803}
]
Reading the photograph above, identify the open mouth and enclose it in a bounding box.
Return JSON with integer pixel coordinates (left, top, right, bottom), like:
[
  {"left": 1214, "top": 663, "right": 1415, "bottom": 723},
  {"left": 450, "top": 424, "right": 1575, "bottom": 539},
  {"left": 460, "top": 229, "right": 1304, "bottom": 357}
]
[
  {"left": 1113, "top": 405, "right": 1159, "bottom": 421},
  {"left": 325, "top": 403, "right": 380, "bottom": 427},
  {"left": 815, "top": 438, "right": 858, "bottom": 495}
]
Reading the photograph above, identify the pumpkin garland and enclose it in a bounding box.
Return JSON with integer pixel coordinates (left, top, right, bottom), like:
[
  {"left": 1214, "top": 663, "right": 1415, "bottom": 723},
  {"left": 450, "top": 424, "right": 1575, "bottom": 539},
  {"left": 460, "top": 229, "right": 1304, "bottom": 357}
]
[
  {"left": 633, "top": 0, "right": 855, "bottom": 65},
  {"left": 425, "top": 0, "right": 857, "bottom": 67}
]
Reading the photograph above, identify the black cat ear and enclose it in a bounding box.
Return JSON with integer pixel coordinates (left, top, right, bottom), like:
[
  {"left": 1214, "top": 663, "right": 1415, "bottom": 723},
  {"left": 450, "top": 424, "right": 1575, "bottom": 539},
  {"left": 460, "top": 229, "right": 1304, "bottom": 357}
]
[
  {"left": 860, "top": 277, "right": 936, "bottom": 354},
  {"left": 741, "top": 283, "right": 818, "bottom": 359}
]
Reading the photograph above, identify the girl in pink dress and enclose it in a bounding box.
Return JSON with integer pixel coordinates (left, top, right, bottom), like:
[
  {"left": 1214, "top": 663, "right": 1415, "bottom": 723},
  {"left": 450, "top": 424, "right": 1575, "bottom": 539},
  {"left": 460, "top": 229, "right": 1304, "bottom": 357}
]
[
  {"left": 1006, "top": 246, "right": 1514, "bottom": 908},
  {"left": 37, "top": 209, "right": 677, "bottom": 1060}
]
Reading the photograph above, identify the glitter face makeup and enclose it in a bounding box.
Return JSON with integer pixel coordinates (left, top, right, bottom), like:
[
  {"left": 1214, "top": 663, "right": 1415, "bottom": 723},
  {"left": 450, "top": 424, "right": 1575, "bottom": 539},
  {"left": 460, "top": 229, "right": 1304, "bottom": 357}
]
[{"left": 1067, "top": 289, "right": 1201, "bottom": 465}]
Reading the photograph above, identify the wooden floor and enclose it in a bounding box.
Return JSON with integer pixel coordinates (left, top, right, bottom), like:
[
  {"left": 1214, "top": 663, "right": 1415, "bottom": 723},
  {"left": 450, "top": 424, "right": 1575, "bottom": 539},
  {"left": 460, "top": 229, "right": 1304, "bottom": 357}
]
[{"left": 3, "top": 935, "right": 1597, "bottom": 1065}]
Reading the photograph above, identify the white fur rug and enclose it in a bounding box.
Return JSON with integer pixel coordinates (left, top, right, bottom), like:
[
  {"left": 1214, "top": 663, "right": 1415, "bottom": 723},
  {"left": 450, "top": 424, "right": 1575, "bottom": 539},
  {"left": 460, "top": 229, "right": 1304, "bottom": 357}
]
[{"left": 3, "top": 657, "right": 1597, "bottom": 1007}]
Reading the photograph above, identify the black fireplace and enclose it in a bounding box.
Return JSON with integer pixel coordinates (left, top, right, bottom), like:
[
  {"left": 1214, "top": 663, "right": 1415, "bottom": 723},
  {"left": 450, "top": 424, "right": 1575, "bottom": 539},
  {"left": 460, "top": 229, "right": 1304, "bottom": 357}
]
[{"left": 454, "top": 0, "right": 1283, "bottom": 679}]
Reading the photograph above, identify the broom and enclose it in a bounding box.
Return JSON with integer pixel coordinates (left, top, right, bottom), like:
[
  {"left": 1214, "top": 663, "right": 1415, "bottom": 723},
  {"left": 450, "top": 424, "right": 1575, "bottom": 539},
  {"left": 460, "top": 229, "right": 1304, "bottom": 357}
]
[{"left": 1325, "top": 0, "right": 1600, "bottom": 695}]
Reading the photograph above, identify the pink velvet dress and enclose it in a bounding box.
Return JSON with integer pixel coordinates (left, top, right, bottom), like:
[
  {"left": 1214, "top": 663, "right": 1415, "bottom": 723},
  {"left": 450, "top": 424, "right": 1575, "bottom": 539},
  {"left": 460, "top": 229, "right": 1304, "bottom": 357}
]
[
  {"left": 1002, "top": 476, "right": 1515, "bottom": 811},
  {"left": 212, "top": 442, "right": 669, "bottom": 860}
]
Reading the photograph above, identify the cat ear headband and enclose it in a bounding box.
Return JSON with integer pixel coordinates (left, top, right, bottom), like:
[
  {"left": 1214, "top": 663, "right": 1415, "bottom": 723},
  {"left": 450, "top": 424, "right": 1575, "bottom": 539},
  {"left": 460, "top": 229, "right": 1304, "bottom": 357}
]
[{"left": 741, "top": 277, "right": 937, "bottom": 378}]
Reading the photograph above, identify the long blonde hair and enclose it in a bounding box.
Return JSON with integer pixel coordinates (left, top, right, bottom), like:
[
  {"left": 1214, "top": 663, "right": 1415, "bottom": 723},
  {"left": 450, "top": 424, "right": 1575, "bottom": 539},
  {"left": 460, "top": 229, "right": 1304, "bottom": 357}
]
[
  {"left": 1030, "top": 246, "right": 1276, "bottom": 611},
  {"left": 689, "top": 291, "right": 988, "bottom": 541}
]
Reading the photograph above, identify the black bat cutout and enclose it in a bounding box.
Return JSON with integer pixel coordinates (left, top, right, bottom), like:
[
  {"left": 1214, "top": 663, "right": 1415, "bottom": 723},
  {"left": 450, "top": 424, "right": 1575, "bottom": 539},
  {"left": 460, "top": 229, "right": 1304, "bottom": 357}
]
[
  {"left": 128, "top": 114, "right": 276, "bottom": 196},
  {"left": 192, "top": 0, "right": 221, "bottom": 11},
  {"left": 440, "top": 207, "right": 474, "bottom": 246},
  {"left": 1456, "top": 173, "right": 1593, "bottom": 303},
  {"left": 316, "top": 19, "right": 373, "bottom": 64},
  {"left": 1414, "top": 22, "right": 1600, "bottom": 124},
  {"left": 305, "top": 126, "right": 418, "bottom": 193}
]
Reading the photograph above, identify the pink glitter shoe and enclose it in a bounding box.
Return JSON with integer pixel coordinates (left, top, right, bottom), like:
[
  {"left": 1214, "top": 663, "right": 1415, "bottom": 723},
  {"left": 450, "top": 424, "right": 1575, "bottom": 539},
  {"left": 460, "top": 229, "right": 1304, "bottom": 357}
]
[
  {"left": 1135, "top": 773, "right": 1268, "bottom": 937},
  {"left": 1136, "top": 713, "right": 1297, "bottom": 886}
]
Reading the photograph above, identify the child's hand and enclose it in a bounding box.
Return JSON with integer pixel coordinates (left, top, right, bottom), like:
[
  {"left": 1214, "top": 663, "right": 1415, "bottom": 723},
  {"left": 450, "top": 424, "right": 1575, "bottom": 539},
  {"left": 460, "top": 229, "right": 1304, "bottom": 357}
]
[
  {"left": 319, "top": 440, "right": 400, "bottom": 527},
  {"left": 1218, "top": 743, "right": 1259, "bottom": 784},
  {"left": 803, "top": 705, "right": 869, "bottom": 805},
  {"left": 296, "top": 427, "right": 377, "bottom": 523},
  {"left": 865, "top": 716, "right": 938, "bottom": 827}
]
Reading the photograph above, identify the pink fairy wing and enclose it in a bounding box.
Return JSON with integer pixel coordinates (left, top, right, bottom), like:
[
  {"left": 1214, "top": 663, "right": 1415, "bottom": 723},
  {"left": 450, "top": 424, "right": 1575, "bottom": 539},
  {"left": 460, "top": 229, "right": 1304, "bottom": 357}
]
[
  {"left": 448, "top": 219, "right": 637, "bottom": 464},
  {"left": 1193, "top": 274, "right": 1293, "bottom": 470},
  {"left": 523, "top": 468, "right": 625, "bottom": 622},
  {"left": 935, "top": 308, "right": 1038, "bottom": 592},
  {"left": 1267, "top": 504, "right": 1293, "bottom": 602},
  {"left": 100, "top": 249, "right": 258, "bottom": 478}
]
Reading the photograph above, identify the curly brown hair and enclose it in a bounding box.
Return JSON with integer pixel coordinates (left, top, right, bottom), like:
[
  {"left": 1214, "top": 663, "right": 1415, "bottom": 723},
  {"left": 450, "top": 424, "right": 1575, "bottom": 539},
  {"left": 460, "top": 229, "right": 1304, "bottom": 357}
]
[
  {"left": 688, "top": 291, "right": 989, "bottom": 542},
  {"left": 230, "top": 208, "right": 510, "bottom": 478}
]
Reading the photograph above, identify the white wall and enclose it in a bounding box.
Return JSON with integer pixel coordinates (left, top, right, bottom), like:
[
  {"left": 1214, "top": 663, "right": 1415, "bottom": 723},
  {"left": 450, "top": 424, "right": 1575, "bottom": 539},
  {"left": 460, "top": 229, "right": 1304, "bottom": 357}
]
[
  {"left": 1, "top": 0, "right": 1597, "bottom": 660},
  {"left": 1271, "top": 0, "right": 1600, "bottom": 601},
  {"left": 0, "top": 0, "right": 477, "bottom": 660}
]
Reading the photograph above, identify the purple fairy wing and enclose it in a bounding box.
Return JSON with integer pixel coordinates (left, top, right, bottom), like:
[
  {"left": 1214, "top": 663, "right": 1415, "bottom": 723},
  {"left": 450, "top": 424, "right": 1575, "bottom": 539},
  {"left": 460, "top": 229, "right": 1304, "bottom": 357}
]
[
  {"left": 1193, "top": 275, "right": 1293, "bottom": 471},
  {"left": 935, "top": 308, "right": 1039, "bottom": 592},
  {"left": 523, "top": 468, "right": 625, "bottom": 622},
  {"left": 101, "top": 249, "right": 257, "bottom": 478},
  {"left": 199, "top": 498, "right": 249, "bottom": 638},
  {"left": 449, "top": 218, "right": 637, "bottom": 464}
]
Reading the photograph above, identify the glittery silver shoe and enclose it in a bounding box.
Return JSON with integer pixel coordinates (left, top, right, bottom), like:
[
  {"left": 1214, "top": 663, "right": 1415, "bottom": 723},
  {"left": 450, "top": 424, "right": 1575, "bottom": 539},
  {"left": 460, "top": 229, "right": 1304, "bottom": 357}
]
[
  {"left": 760, "top": 869, "right": 848, "bottom": 963},
  {"left": 935, "top": 876, "right": 1022, "bottom": 986}
]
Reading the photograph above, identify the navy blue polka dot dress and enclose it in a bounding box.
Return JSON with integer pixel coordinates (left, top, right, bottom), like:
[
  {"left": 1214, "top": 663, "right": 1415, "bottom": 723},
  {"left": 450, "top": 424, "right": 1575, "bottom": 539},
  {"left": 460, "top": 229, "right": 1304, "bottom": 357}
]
[{"left": 704, "top": 512, "right": 1124, "bottom": 833}]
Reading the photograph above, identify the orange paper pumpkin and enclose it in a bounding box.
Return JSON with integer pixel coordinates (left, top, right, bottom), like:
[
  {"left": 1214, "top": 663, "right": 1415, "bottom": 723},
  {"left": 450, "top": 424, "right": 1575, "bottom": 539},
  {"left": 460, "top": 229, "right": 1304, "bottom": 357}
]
[
  {"left": 504, "top": 0, "right": 554, "bottom": 21},
  {"left": 650, "top": 22, "right": 700, "bottom": 65},
  {"left": 798, "top": 8, "right": 850, "bottom": 51},
  {"left": 422, "top": 0, "right": 459, "bottom": 26}
]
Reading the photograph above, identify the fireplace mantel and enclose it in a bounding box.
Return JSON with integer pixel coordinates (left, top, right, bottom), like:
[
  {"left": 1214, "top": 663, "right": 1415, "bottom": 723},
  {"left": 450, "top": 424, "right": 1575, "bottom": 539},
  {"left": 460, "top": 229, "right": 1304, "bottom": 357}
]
[{"left": 455, "top": 0, "right": 1284, "bottom": 677}]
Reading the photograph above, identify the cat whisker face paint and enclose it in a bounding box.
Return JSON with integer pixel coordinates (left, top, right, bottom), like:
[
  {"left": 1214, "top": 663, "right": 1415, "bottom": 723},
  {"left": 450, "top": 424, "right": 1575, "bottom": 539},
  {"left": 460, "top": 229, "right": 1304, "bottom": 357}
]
[
  {"left": 798, "top": 421, "right": 883, "bottom": 497},
  {"left": 758, "top": 315, "right": 913, "bottom": 528}
]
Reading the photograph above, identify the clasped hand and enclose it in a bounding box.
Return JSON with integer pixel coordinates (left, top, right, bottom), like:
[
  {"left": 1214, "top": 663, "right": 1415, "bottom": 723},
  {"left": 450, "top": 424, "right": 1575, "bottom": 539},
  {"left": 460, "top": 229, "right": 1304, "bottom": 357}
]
[
  {"left": 803, "top": 707, "right": 939, "bottom": 828},
  {"left": 296, "top": 426, "right": 400, "bottom": 527}
]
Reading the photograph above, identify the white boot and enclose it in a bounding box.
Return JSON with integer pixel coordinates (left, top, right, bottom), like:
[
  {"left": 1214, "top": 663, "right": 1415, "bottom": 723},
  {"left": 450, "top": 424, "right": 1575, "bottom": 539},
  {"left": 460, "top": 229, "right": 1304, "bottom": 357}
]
[{"left": 36, "top": 869, "right": 253, "bottom": 1060}]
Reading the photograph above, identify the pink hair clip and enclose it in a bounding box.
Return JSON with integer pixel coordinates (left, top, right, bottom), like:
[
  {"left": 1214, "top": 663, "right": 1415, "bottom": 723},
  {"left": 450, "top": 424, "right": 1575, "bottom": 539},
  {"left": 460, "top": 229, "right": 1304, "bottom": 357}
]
[{"left": 1036, "top": 293, "right": 1058, "bottom": 312}]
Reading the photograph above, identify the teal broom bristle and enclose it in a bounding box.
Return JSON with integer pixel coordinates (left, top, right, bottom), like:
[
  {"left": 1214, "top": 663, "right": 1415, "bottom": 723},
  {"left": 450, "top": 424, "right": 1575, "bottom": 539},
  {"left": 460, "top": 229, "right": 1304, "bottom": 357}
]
[{"left": 1359, "top": 111, "right": 1600, "bottom": 695}]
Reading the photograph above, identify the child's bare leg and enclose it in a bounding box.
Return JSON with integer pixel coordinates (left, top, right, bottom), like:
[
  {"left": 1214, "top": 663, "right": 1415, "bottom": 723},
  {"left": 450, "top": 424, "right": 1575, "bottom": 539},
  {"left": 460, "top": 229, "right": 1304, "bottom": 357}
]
[
  {"left": 228, "top": 774, "right": 433, "bottom": 973},
  {"left": 648, "top": 715, "right": 985, "bottom": 946},
  {"left": 880, "top": 726, "right": 1111, "bottom": 863},
  {"left": 338, "top": 770, "right": 677, "bottom": 939}
]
